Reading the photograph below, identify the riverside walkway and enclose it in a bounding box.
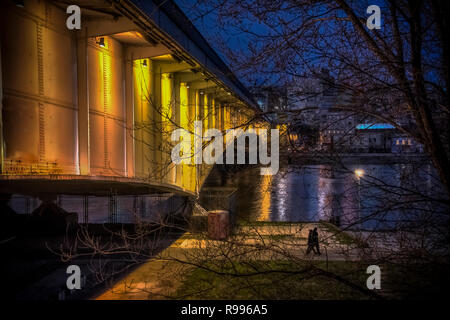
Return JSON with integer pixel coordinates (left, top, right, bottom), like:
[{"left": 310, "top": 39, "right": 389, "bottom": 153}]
[{"left": 96, "top": 222, "right": 363, "bottom": 300}]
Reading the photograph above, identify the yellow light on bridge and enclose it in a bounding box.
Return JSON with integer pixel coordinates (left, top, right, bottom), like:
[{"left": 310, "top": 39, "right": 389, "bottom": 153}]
[
  {"left": 99, "top": 45, "right": 112, "bottom": 112},
  {"left": 211, "top": 98, "right": 215, "bottom": 129},
  {"left": 180, "top": 82, "right": 189, "bottom": 129},
  {"left": 203, "top": 93, "right": 209, "bottom": 130},
  {"left": 179, "top": 82, "right": 193, "bottom": 190},
  {"left": 134, "top": 58, "right": 151, "bottom": 101},
  {"left": 161, "top": 73, "right": 172, "bottom": 120}
]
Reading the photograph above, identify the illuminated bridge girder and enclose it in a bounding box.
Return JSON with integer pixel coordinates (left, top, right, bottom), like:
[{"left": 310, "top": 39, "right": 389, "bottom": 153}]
[{"left": 0, "top": 0, "right": 260, "bottom": 197}]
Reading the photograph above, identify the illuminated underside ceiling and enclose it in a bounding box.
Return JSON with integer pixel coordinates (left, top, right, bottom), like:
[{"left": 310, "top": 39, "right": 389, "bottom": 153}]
[{"left": 111, "top": 31, "right": 148, "bottom": 45}]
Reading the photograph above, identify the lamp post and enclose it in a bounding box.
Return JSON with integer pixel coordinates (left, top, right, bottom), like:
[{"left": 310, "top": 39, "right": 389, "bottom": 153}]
[{"left": 355, "top": 169, "right": 364, "bottom": 232}]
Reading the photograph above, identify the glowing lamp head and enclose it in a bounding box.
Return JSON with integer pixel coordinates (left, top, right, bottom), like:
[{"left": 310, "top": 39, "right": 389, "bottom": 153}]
[
  {"left": 97, "top": 37, "right": 106, "bottom": 48},
  {"left": 355, "top": 169, "right": 365, "bottom": 178},
  {"left": 14, "top": 0, "right": 24, "bottom": 7}
]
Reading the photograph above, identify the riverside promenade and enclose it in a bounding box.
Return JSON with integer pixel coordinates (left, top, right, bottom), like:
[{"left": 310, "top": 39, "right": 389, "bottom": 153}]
[{"left": 96, "top": 222, "right": 363, "bottom": 300}]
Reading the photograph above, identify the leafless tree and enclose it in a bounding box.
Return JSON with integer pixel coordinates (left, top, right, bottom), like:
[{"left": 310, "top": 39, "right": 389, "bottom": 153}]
[
  {"left": 54, "top": 0, "right": 450, "bottom": 300},
  {"left": 178, "top": 0, "right": 450, "bottom": 193}
]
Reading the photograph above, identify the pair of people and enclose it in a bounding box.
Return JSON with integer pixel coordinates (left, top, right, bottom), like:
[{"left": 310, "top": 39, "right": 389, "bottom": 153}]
[{"left": 306, "top": 227, "right": 321, "bottom": 255}]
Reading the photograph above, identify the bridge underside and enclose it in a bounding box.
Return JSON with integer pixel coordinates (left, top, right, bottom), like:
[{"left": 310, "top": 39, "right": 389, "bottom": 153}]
[
  {"left": 0, "top": 0, "right": 262, "bottom": 200},
  {"left": 0, "top": 175, "right": 194, "bottom": 197}
]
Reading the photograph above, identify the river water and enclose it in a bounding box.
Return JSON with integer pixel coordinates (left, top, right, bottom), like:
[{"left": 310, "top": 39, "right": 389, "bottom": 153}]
[
  {"left": 203, "top": 162, "right": 444, "bottom": 230},
  {"left": 7, "top": 161, "right": 445, "bottom": 230}
]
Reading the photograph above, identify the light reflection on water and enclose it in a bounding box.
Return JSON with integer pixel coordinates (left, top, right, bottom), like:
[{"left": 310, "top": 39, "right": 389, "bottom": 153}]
[{"left": 204, "top": 163, "right": 440, "bottom": 230}]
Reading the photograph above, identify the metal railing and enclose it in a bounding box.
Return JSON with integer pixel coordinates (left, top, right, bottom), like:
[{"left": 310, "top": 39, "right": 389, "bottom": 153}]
[{"left": 1, "top": 159, "right": 63, "bottom": 175}]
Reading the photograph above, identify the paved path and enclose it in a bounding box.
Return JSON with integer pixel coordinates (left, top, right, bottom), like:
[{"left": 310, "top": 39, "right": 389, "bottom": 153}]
[{"left": 96, "top": 222, "right": 362, "bottom": 300}]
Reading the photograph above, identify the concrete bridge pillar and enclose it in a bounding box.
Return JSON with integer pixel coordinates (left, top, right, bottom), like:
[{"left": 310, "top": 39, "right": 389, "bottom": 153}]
[
  {"left": 124, "top": 52, "right": 135, "bottom": 178},
  {"left": 132, "top": 57, "right": 154, "bottom": 179},
  {"left": 76, "top": 29, "right": 90, "bottom": 175},
  {"left": 160, "top": 72, "right": 176, "bottom": 185}
]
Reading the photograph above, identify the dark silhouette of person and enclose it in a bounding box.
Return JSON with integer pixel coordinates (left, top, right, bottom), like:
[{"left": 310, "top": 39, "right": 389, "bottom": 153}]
[{"left": 312, "top": 227, "right": 321, "bottom": 255}]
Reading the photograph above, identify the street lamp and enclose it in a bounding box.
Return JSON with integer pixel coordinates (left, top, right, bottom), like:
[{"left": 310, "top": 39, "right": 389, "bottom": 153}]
[
  {"left": 14, "top": 0, "right": 24, "bottom": 7},
  {"left": 354, "top": 169, "right": 365, "bottom": 178},
  {"left": 97, "top": 37, "right": 105, "bottom": 48},
  {"left": 355, "top": 169, "right": 364, "bottom": 232}
]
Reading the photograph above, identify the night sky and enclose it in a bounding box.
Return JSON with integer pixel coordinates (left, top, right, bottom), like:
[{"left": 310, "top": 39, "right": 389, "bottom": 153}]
[{"left": 175, "top": 1, "right": 388, "bottom": 78}]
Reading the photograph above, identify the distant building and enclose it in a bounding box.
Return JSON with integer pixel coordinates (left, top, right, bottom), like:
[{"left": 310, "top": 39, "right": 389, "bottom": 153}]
[
  {"left": 286, "top": 69, "right": 358, "bottom": 151},
  {"left": 254, "top": 87, "right": 288, "bottom": 112},
  {"left": 254, "top": 71, "right": 425, "bottom": 154},
  {"left": 354, "top": 124, "right": 396, "bottom": 153},
  {"left": 252, "top": 86, "right": 289, "bottom": 124},
  {"left": 392, "top": 135, "right": 424, "bottom": 153}
]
